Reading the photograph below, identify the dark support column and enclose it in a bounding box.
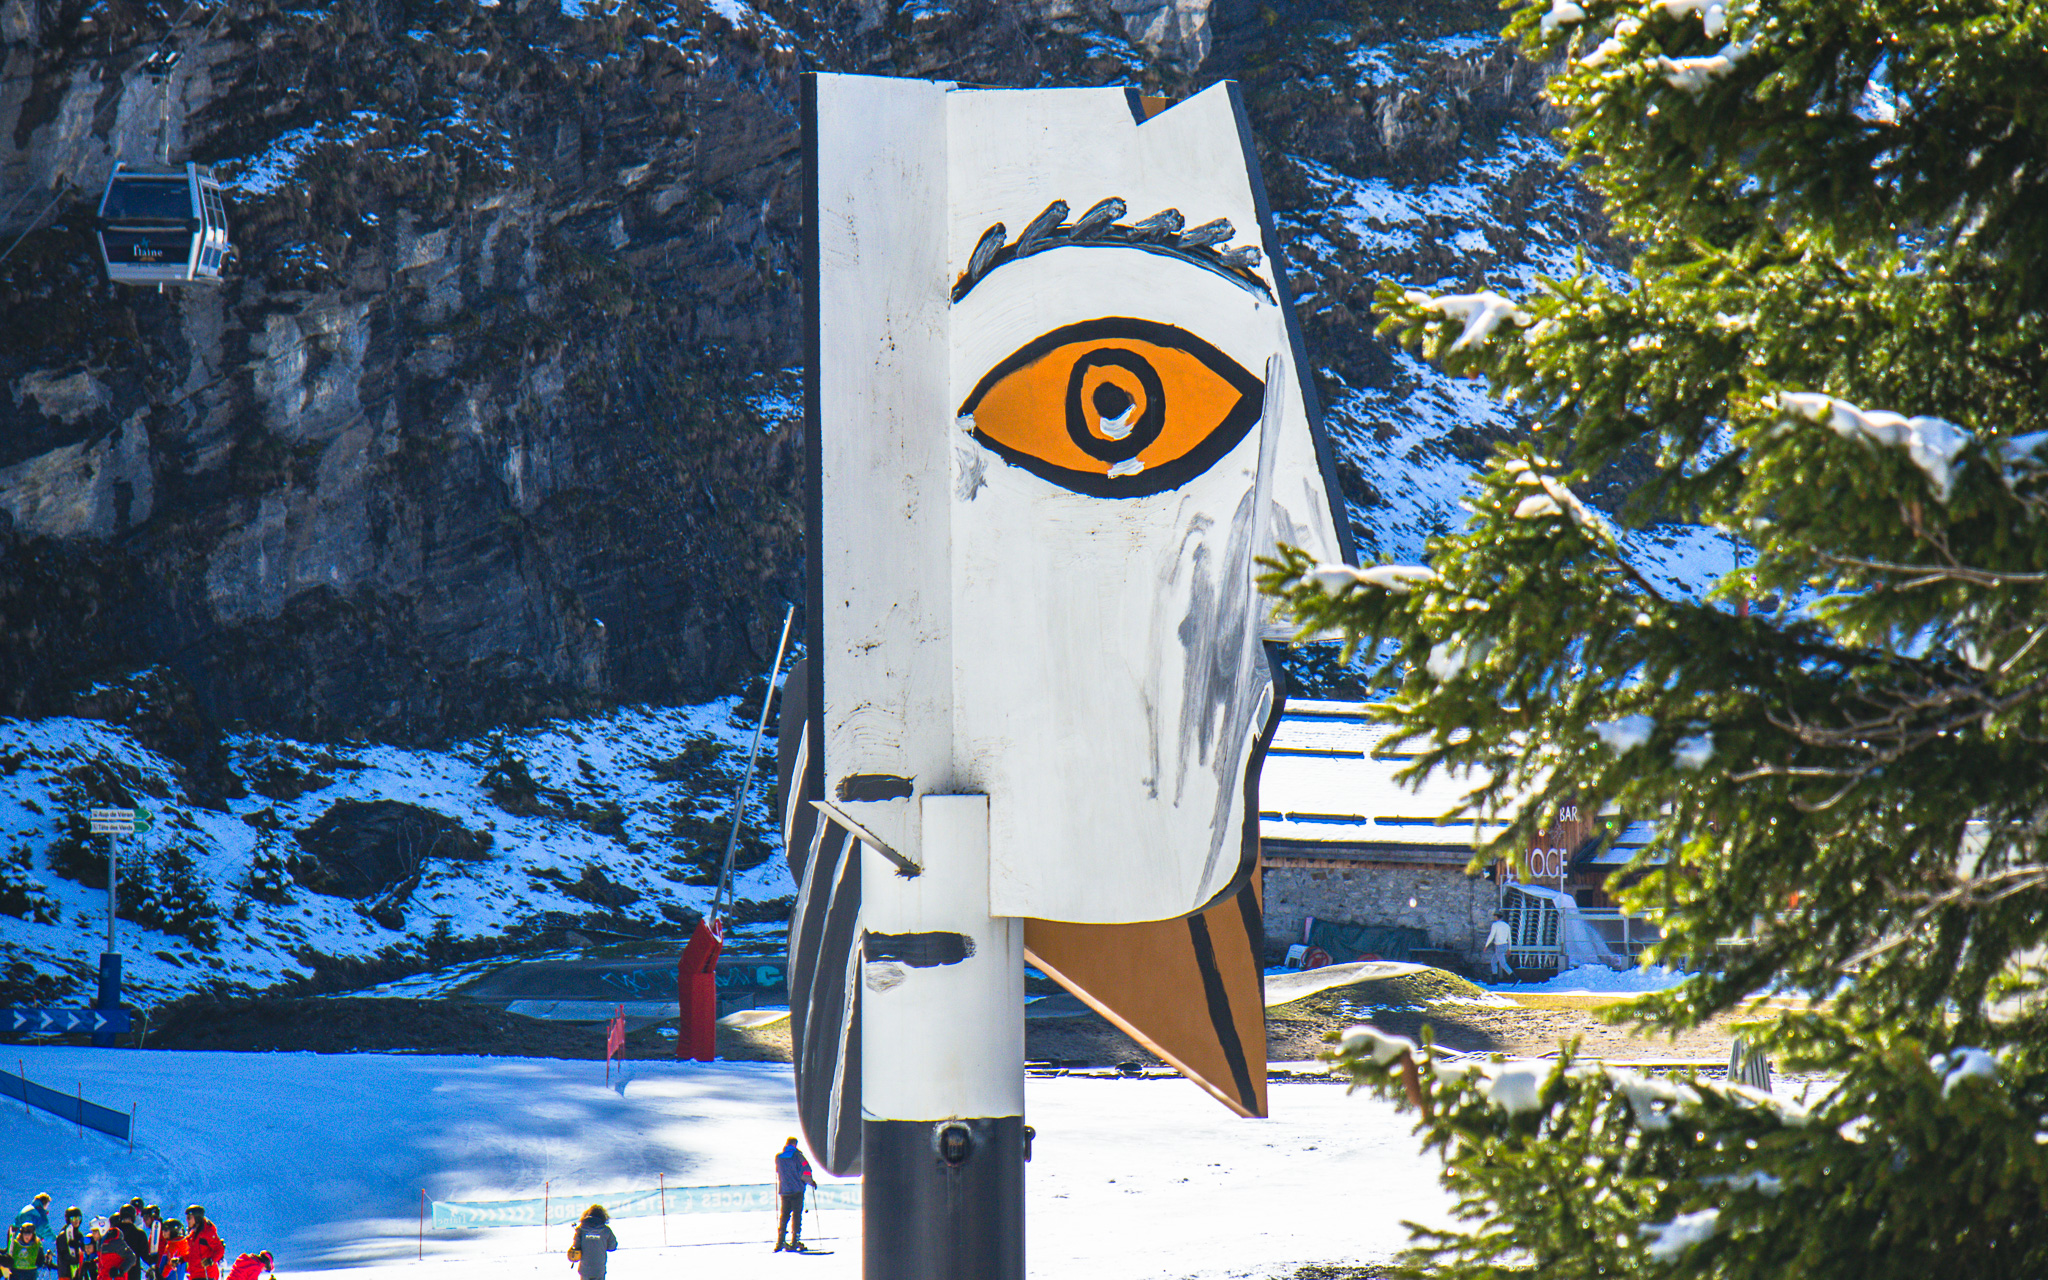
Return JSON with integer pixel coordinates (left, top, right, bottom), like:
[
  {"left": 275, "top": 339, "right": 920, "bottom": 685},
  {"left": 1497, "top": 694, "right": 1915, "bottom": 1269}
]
[
  {"left": 92, "top": 952, "right": 122, "bottom": 1048},
  {"left": 863, "top": 1116, "right": 1025, "bottom": 1280}
]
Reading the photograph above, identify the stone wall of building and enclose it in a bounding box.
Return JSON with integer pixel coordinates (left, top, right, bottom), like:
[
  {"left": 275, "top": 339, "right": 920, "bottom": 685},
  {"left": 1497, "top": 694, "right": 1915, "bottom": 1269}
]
[{"left": 1263, "top": 860, "right": 1499, "bottom": 957}]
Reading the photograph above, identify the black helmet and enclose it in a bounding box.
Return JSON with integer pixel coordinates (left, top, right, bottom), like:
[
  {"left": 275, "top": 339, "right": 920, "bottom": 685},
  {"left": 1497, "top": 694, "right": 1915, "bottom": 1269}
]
[{"left": 65, "top": 1209, "right": 81, "bottom": 1220}]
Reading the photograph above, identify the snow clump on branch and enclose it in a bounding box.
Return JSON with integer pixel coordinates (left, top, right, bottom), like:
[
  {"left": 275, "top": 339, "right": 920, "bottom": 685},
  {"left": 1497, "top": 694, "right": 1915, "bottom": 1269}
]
[
  {"left": 1502, "top": 460, "right": 1604, "bottom": 533},
  {"left": 1655, "top": 0, "right": 1730, "bottom": 37},
  {"left": 1540, "top": 0, "right": 1585, "bottom": 32},
  {"left": 1658, "top": 36, "right": 1755, "bottom": 92},
  {"left": 1931, "top": 1047, "right": 2000, "bottom": 1098},
  {"left": 1578, "top": 16, "right": 1640, "bottom": 68},
  {"left": 1776, "top": 391, "right": 1973, "bottom": 502},
  {"left": 1409, "top": 290, "right": 1532, "bottom": 352},
  {"left": 1642, "top": 1209, "right": 1721, "bottom": 1261},
  {"left": 1427, "top": 637, "right": 1492, "bottom": 681},
  {"left": 1338, "top": 1025, "right": 1418, "bottom": 1066},
  {"left": 1307, "top": 563, "right": 1437, "bottom": 596},
  {"left": 1672, "top": 729, "right": 1714, "bottom": 770},
  {"left": 1593, "top": 714, "right": 1655, "bottom": 752},
  {"left": 1484, "top": 1064, "right": 1550, "bottom": 1115},
  {"left": 1613, "top": 1072, "right": 1702, "bottom": 1131}
]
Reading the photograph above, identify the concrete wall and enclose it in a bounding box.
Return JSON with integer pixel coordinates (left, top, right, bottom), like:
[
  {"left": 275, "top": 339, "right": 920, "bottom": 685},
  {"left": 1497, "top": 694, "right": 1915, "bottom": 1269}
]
[{"left": 1264, "top": 860, "right": 1499, "bottom": 956}]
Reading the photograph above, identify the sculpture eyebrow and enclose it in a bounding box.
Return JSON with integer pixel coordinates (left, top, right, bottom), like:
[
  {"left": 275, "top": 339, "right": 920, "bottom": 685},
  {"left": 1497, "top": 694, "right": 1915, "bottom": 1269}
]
[{"left": 950, "top": 197, "right": 1275, "bottom": 305}]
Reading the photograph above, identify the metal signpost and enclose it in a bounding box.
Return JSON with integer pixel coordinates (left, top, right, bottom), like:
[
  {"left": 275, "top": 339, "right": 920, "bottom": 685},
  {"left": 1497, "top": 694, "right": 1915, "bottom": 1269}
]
[{"left": 86, "top": 806, "right": 148, "bottom": 1047}]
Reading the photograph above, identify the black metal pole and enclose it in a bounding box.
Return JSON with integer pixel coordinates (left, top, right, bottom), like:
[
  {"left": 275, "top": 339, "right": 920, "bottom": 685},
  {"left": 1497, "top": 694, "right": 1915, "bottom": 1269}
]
[
  {"left": 859, "top": 796, "right": 1026, "bottom": 1280},
  {"left": 863, "top": 1117, "right": 1025, "bottom": 1278},
  {"left": 91, "top": 952, "right": 121, "bottom": 1049}
]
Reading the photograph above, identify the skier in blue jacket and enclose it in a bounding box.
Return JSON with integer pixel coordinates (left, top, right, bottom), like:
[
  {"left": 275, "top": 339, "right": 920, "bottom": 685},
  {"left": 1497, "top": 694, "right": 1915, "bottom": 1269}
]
[
  {"left": 11, "top": 1199, "right": 50, "bottom": 1238},
  {"left": 773, "top": 1138, "right": 817, "bottom": 1253}
]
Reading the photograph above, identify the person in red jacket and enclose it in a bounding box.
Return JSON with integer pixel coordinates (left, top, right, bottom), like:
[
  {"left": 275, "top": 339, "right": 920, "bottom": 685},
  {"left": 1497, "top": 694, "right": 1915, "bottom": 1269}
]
[
  {"left": 175, "top": 1214, "right": 218, "bottom": 1280},
  {"left": 93, "top": 1231, "right": 127, "bottom": 1280},
  {"left": 221, "top": 1253, "right": 268, "bottom": 1280},
  {"left": 152, "top": 1224, "right": 185, "bottom": 1280}
]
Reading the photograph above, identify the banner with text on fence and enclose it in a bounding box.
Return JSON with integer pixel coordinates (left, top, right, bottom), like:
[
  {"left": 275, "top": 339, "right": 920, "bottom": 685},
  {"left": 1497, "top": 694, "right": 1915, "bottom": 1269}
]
[{"left": 431, "top": 1182, "right": 860, "bottom": 1229}]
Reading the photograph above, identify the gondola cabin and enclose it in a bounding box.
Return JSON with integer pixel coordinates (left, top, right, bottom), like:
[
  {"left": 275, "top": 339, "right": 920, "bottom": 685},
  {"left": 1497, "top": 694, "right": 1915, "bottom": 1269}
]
[{"left": 96, "top": 162, "right": 230, "bottom": 285}]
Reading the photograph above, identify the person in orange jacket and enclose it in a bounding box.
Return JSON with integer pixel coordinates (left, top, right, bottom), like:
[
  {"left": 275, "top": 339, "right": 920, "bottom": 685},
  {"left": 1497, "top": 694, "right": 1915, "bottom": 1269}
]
[
  {"left": 220, "top": 1253, "right": 268, "bottom": 1280},
  {"left": 175, "top": 1215, "right": 218, "bottom": 1280}
]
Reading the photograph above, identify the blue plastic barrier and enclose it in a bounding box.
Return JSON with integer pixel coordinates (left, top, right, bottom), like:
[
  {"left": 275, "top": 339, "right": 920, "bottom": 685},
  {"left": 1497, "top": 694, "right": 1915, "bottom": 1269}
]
[{"left": 0, "top": 1069, "right": 132, "bottom": 1142}]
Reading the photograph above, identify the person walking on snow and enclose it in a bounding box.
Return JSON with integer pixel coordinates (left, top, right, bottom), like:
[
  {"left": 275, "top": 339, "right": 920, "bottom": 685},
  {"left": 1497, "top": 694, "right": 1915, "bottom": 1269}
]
[
  {"left": 178, "top": 1211, "right": 219, "bottom": 1280},
  {"left": 1484, "top": 912, "right": 1515, "bottom": 979},
  {"left": 569, "top": 1207, "right": 615, "bottom": 1280},
  {"left": 773, "top": 1137, "right": 817, "bottom": 1253},
  {"left": 221, "top": 1250, "right": 269, "bottom": 1280}
]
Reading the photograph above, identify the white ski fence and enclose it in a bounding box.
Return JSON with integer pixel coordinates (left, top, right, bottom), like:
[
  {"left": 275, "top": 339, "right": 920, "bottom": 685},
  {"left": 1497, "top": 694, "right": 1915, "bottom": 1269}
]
[{"left": 432, "top": 1182, "right": 861, "bottom": 1229}]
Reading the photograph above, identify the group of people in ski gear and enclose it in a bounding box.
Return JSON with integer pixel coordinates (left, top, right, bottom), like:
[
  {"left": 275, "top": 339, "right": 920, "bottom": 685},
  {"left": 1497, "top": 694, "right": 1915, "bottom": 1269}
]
[{"left": 5, "top": 1194, "right": 269, "bottom": 1280}]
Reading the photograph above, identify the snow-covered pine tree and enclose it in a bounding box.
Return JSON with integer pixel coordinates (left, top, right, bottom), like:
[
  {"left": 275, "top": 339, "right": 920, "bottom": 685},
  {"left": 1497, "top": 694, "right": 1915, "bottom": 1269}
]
[{"left": 1264, "top": 0, "right": 2048, "bottom": 1274}]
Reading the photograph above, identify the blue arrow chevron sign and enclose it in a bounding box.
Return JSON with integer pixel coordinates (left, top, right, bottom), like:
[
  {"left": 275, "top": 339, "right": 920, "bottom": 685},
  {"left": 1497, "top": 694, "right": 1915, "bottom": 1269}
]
[{"left": 3, "top": 1006, "right": 131, "bottom": 1034}]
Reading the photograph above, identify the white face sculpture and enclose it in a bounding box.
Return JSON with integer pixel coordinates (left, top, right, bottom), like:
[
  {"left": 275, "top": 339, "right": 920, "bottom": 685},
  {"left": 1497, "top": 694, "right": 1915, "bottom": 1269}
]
[{"left": 809, "top": 75, "right": 1350, "bottom": 925}]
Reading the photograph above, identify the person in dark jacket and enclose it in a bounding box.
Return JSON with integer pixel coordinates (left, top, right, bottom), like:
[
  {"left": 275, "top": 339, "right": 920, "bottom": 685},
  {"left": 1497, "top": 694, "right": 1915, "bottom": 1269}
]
[
  {"left": 53, "top": 1211, "right": 88, "bottom": 1280},
  {"left": 569, "top": 1207, "right": 615, "bottom": 1280},
  {"left": 773, "top": 1137, "right": 817, "bottom": 1253},
  {"left": 118, "top": 1209, "right": 141, "bottom": 1280},
  {"left": 109, "top": 1215, "right": 148, "bottom": 1280}
]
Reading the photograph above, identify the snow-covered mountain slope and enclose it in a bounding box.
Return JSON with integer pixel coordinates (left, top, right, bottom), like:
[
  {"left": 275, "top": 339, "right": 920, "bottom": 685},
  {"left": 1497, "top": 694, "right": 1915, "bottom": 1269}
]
[
  {"left": 1266, "top": 29, "right": 1741, "bottom": 589},
  {"left": 0, "top": 697, "right": 793, "bottom": 1006}
]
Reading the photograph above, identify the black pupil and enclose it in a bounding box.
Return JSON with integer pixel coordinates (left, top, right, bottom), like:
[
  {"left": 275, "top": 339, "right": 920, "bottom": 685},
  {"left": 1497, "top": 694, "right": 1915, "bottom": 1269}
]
[{"left": 1092, "top": 383, "right": 1134, "bottom": 420}]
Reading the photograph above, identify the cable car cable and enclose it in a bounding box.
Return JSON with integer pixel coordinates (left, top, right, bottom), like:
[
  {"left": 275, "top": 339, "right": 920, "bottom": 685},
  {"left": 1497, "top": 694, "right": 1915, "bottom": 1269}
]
[
  {"left": 0, "top": 7, "right": 203, "bottom": 273},
  {"left": 0, "top": 181, "right": 73, "bottom": 270},
  {"left": 0, "top": 180, "right": 40, "bottom": 229}
]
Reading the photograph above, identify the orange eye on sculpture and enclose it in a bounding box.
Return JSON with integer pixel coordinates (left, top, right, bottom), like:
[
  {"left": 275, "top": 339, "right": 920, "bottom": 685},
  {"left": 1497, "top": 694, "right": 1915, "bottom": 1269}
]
[{"left": 958, "top": 318, "right": 1265, "bottom": 498}]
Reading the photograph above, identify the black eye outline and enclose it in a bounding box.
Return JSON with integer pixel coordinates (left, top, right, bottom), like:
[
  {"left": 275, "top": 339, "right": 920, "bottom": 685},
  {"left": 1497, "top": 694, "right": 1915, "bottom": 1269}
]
[
  {"left": 1066, "top": 348, "right": 1164, "bottom": 464},
  {"left": 959, "top": 317, "right": 1265, "bottom": 499}
]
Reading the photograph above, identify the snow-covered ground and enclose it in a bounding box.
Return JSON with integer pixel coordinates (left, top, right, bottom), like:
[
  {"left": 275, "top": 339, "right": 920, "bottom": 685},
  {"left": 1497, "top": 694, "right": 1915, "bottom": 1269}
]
[
  {"left": 1482, "top": 964, "right": 1695, "bottom": 996},
  {"left": 7, "top": 1047, "right": 1448, "bottom": 1280}
]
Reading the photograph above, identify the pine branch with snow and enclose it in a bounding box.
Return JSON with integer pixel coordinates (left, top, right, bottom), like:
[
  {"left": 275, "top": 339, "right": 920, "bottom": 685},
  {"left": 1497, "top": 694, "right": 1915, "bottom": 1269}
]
[
  {"left": 1267, "top": 0, "right": 2048, "bottom": 1274},
  {"left": 1324, "top": 1021, "right": 2048, "bottom": 1279}
]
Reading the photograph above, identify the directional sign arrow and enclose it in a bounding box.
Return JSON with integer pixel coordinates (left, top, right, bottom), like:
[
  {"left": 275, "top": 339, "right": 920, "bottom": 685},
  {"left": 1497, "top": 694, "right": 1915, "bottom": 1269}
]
[
  {"left": 132, "top": 808, "right": 153, "bottom": 835},
  {"left": 2, "top": 1006, "right": 130, "bottom": 1035}
]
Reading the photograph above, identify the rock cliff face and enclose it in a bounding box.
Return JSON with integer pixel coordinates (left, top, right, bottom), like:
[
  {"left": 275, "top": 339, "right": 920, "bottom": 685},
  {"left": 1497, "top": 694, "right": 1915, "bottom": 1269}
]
[{"left": 1, "top": 0, "right": 1617, "bottom": 751}]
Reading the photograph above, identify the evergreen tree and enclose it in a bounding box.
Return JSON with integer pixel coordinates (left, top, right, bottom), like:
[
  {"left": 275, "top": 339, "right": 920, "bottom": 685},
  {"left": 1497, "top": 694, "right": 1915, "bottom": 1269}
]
[{"left": 1264, "top": 0, "right": 2048, "bottom": 1273}]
